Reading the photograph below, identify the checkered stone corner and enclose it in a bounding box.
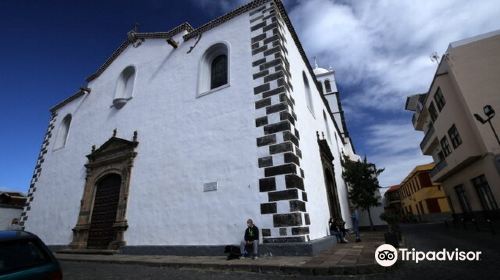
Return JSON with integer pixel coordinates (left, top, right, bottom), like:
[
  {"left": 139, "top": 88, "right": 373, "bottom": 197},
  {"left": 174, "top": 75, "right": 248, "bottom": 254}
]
[
  {"left": 249, "top": 2, "right": 309, "bottom": 242},
  {"left": 19, "top": 112, "right": 58, "bottom": 228}
]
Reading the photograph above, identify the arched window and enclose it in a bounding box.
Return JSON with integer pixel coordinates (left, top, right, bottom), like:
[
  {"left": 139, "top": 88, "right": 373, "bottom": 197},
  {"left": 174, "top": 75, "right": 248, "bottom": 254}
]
[
  {"left": 199, "top": 43, "right": 229, "bottom": 96},
  {"left": 54, "top": 114, "right": 71, "bottom": 149},
  {"left": 211, "top": 54, "right": 228, "bottom": 89},
  {"left": 302, "top": 71, "right": 314, "bottom": 116},
  {"left": 323, "top": 110, "right": 332, "bottom": 143},
  {"left": 113, "top": 66, "right": 136, "bottom": 108},
  {"left": 324, "top": 80, "right": 332, "bottom": 92}
]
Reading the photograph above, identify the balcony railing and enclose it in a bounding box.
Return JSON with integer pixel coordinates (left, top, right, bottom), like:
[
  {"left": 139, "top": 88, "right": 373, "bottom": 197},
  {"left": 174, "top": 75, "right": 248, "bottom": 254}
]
[
  {"left": 430, "top": 159, "right": 447, "bottom": 178},
  {"left": 420, "top": 125, "right": 435, "bottom": 150}
]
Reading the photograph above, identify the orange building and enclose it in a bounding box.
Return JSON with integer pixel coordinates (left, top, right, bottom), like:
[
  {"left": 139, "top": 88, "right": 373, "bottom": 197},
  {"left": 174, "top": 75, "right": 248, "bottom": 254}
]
[
  {"left": 406, "top": 31, "right": 500, "bottom": 221},
  {"left": 384, "top": 185, "right": 402, "bottom": 214},
  {"left": 400, "top": 163, "right": 452, "bottom": 221}
]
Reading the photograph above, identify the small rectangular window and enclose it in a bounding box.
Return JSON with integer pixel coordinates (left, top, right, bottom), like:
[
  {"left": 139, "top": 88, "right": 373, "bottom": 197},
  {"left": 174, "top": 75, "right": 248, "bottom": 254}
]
[
  {"left": 440, "top": 136, "right": 452, "bottom": 157},
  {"left": 437, "top": 151, "right": 445, "bottom": 162},
  {"left": 418, "top": 201, "right": 424, "bottom": 214},
  {"left": 434, "top": 88, "right": 446, "bottom": 111},
  {"left": 472, "top": 175, "right": 498, "bottom": 211},
  {"left": 429, "top": 102, "right": 438, "bottom": 122},
  {"left": 448, "top": 124, "right": 462, "bottom": 149},
  {"left": 325, "top": 80, "right": 332, "bottom": 92},
  {"left": 454, "top": 185, "right": 471, "bottom": 213},
  {"left": 426, "top": 198, "right": 441, "bottom": 213}
]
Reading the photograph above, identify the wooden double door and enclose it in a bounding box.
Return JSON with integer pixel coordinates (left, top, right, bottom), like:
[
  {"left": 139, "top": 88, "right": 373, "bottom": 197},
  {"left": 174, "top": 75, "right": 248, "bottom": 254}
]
[{"left": 87, "top": 173, "right": 121, "bottom": 249}]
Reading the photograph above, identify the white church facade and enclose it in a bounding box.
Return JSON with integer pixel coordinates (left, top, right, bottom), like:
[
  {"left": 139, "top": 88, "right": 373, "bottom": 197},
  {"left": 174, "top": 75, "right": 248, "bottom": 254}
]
[{"left": 21, "top": 0, "right": 359, "bottom": 254}]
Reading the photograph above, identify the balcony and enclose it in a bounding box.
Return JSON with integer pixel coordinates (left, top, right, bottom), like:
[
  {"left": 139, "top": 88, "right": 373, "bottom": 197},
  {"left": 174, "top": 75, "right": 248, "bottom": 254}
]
[
  {"left": 408, "top": 93, "right": 428, "bottom": 131},
  {"left": 430, "top": 159, "right": 447, "bottom": 179},
  {"left": 420, "top": 125, "right": 435, "bottom": 149},
  {"left": 413, "top": 110, "right": 428, "bottom": 131},
  {"left": 420, "top": 124, "right": 439, "bottom": 156}
]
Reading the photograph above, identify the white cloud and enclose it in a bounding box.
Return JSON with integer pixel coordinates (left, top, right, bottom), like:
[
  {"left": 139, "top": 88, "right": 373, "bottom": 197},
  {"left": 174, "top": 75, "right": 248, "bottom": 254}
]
[
  {"left": 366, "top": 123, "right": 420, "bottom": 155},
  {"left": 287, "top": 0, "right": 500, "bottom": 185},
  {"left": 189, "top": 0, "right": 500, "bottom": 186},
  {"left": 364, "top": 123, "right": 433, "bottom": 187},
  {"left": 289, "top": 0, "right": 500, "bottom": 112}
]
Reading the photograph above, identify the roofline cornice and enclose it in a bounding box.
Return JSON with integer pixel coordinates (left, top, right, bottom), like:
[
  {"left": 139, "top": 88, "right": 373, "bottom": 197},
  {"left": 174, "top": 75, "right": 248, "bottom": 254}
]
[
  {"left": 314, "top": 71, "right": 335, "bottom": 77},
  {"left": 50, "top": 87, "right": 91, "bottom": 113},
  {"left": 270, "top": 0, "right": 356, "bottom": 153},
  {"left": 53, "top": 1, "right": 357, "bottom": 154},
  {"left": 85, "top": 22, "right": 193, "bottom": 82},
  {"left": 183, "top": 0, "right": 270, "bottom": 40}
]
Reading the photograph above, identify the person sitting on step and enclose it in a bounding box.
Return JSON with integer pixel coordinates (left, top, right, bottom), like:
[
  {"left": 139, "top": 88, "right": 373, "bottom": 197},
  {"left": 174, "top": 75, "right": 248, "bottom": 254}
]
[
  {"left": 329, "top": 217, "right": 343, "bottom": 243},
  {"left": 335, "top": 217, "right": 348, "bottom": 243},
  {"left": 240, "top": 219, "right": 259, "bottom": 259}
]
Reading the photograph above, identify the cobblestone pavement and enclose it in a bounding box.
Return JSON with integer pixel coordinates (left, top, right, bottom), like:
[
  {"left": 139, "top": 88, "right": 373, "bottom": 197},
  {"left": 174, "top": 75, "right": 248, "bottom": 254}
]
[
  {"left": 303, "top": 229, "right": 384, "bottom": 268},
  {"left": 60, "top": 223, "right": 500, "bottom": 279},
  {"left": 57, "top": 230, "right": 386, "bottom": 275}
]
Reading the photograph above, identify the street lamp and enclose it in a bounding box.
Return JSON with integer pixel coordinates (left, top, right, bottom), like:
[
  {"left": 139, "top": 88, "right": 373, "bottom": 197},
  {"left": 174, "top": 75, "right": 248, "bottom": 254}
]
[{"left": 474, "top": 105, "right": 500, "bottom": 145}]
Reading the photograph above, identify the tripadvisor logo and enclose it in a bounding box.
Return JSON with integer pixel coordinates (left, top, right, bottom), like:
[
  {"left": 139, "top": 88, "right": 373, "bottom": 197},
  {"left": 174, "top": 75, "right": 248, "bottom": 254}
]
[
  {"left": 375, "top": 244, "right": 398, "bottom": 267},
  {"left": 375, "top": 244, "right": 482, "bottom": 267}
]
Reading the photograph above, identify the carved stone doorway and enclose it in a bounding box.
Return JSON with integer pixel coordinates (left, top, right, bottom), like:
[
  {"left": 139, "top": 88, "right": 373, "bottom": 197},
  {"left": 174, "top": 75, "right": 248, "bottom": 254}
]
[
  {"left": 87, "top": 173, "right": 122, "bottom": 249},
  {"left": 317, "top": 133, "right": 342, "bottom": 219},
  {"left": 324, "top": 170, "right": 341, "bottom": 219},
  {"left": 70, "top": 132, "right": 138, "bottom": 250}
]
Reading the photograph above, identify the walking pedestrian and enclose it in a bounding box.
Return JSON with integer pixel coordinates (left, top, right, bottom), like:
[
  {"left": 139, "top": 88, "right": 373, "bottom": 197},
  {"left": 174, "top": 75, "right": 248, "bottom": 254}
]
[{"left": 351, "top": 207, "right": 361, "bottom": 242}]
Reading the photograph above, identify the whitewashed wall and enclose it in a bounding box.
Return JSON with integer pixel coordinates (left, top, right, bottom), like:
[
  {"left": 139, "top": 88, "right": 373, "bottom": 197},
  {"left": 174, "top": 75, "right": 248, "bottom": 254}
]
[
  {"left": 280, "top": 28, "right": 355, "bottom": 239},
  {"left": 26, "top": 3, "right": 358, "bottom": 246},
  {"left": 26, "top": 13, "right": 265, "bottom": 246}
]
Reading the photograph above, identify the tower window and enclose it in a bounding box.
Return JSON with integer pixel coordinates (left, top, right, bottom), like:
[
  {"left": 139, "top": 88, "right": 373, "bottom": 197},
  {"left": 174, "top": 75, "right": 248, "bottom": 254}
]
[{"left": 324, "top": 80, "right": 332, "bottom": 92}]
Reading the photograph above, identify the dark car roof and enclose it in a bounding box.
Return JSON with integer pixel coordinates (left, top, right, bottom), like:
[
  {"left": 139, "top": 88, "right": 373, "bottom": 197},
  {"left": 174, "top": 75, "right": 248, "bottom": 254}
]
[{"left": 0, "top": 231, "right": 38, "bottom": 241}]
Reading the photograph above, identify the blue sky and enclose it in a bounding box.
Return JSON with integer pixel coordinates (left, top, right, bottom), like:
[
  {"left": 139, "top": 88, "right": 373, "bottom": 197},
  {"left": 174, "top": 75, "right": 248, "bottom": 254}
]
[{"left": 1, "top": 0, "right": 500, "bottom": 193}]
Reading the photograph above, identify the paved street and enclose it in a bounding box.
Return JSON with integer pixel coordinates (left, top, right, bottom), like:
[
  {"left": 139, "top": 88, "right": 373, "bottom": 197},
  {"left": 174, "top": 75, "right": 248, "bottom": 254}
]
[{"left": 61, "top": 223, "right": 500, "bottom": 279}]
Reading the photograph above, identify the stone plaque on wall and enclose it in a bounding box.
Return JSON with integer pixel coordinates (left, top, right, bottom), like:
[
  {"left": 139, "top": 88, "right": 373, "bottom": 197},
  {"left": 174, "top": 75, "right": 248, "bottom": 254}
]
[{"left": 204, "top": 182, "right": 218, "bottom": 192}]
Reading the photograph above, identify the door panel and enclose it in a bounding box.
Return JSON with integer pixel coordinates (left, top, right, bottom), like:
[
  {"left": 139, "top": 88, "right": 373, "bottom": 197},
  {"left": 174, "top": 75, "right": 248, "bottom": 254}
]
[{"left": 87, "top": 174, "right": 121, "bottom": 249}]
